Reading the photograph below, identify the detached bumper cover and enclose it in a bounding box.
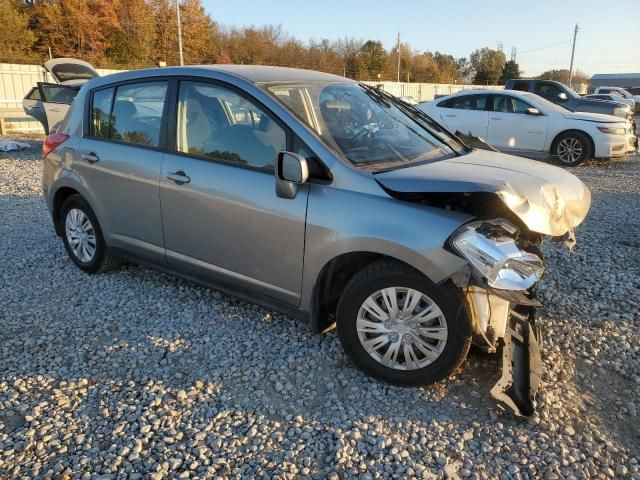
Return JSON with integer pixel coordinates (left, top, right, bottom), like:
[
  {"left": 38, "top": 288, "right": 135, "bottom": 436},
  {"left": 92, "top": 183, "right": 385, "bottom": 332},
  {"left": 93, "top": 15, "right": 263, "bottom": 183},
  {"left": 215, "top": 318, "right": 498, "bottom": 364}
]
[{"left": 490, "top": 306, "right": 543, "bottom": 418}]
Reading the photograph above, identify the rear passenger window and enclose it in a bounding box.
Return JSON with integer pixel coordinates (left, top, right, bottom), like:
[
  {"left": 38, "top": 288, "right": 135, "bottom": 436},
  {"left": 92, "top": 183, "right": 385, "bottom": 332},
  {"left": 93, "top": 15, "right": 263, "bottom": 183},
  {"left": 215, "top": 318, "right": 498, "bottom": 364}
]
[
  {"left": 176, "top": 81, "right": 286, "bottom": 171},
  {"left": 110, "top": 82, "right": 167, "bottom": 147},
  {"left": 442, "top": 95, "right": 488, "bottom": 110},
  {"left": 39, "top": 84, "right": 77, "bottom": 104},
  {"left": 91, "top": 88, "right": 114, "bottom": 138}
]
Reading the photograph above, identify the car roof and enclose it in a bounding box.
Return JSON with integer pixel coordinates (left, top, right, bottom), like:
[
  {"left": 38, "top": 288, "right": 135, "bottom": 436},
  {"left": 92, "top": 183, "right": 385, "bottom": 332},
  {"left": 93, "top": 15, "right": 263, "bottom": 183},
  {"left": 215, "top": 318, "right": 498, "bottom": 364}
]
[
  {"left": 87, "top": 64, "right": 351, "bottom": 88},
  {"left": 447, "top": 89, "right": 533, "bottom": 98}
]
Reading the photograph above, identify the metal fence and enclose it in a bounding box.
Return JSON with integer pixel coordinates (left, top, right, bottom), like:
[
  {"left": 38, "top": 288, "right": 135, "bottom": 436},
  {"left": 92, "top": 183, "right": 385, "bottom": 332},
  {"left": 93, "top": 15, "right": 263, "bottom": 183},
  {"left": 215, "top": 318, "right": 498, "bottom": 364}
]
[
  {"left": 362, "top": 81, "right": 503, "bottom": 102},
  {"left": 0, "top": 62, "right": 503, "bottom": 134}
]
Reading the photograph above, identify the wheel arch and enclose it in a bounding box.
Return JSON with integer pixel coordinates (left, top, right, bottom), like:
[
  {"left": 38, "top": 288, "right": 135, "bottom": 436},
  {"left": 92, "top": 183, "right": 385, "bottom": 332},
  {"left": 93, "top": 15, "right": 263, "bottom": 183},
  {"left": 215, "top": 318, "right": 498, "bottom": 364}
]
[
  {"left": 309, "top": 251, "right": 442, "bottom": 333},
  {"left": 52, "top": 186, "right": 81, "bottom": 235},
  {"left": 550, "top": 129, "right": 595, "bottom": 158}
]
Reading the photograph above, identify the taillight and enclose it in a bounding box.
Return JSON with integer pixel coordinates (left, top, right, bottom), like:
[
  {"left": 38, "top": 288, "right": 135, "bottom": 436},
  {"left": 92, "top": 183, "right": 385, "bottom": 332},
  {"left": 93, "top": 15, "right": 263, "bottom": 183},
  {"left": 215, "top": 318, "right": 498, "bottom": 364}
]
[{"left": 42, "top": 133, "right": 69, "bottom": 159}]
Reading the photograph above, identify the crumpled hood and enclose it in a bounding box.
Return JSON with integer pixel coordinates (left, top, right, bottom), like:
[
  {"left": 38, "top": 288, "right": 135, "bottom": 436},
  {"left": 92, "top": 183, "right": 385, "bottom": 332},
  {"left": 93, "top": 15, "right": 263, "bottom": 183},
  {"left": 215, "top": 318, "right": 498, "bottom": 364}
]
[{"left": 375, "top": 150, "right": 591, "bottom": 237}]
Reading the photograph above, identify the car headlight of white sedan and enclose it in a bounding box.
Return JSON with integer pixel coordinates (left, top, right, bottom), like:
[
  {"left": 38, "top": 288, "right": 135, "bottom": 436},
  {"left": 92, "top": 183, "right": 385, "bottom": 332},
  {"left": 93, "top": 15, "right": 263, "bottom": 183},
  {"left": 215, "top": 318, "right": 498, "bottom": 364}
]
[
  {"left": 451, "top": 220, "right": 544, "bottom": 291},
  {"left": 597, "top": 125, "right": 627, "bottom": 135}
]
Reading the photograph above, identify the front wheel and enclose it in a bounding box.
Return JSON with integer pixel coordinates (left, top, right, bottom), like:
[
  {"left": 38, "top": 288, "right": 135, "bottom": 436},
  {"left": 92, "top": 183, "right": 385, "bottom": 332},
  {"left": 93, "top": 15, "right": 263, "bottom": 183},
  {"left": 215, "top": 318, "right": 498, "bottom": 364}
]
[
  {"left": 553, "top": 132, "right": 592, "bottom": 166},
  {"left": 336, "top": 260, "right": 471, "bottom": 386}
]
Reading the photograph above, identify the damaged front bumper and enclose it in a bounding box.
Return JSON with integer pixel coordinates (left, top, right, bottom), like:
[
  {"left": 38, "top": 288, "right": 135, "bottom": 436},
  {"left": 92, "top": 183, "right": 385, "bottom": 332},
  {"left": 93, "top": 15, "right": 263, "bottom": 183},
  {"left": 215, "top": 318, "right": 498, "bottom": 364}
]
[
  {"left": 490, "top": 305, "right": 543, "bottom": 418},
  {"left": 464, "top": 284, "right": 543, "bottom": 418}
]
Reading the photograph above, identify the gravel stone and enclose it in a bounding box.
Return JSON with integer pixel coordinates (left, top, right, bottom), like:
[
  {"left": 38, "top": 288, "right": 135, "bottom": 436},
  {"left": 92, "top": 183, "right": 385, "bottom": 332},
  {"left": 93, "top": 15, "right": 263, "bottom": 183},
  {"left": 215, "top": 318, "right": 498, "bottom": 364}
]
[{"left": 0, "top": 135, "right": 638, "bottom": 478}]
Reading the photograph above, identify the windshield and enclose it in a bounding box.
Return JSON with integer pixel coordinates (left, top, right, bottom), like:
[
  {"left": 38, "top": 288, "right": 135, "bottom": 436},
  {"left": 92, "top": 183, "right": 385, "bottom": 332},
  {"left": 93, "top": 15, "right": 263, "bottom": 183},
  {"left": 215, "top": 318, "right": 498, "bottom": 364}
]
[{"left": 263, "top": 81, "right": 459, "bottom": 171}]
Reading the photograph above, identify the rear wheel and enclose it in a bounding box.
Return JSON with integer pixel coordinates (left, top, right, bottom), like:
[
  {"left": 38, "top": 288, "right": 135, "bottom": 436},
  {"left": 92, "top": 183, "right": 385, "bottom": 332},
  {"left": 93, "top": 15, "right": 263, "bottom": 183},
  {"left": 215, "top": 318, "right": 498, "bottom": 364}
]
[
  {"left": 60, "top": 195, "right": 119, "bottom": 273},
  {"left": 553, "top": 132, "right": 592, "bottom": 166},
  {"left": 336, "top": 260, "right": 472, "bottom": 386}
]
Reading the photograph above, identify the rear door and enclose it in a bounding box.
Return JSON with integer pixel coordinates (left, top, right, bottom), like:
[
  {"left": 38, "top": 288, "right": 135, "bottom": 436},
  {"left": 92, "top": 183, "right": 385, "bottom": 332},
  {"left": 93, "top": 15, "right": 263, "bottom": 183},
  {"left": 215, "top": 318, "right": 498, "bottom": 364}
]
[
  {"left": 487, "top": 94, "right": 549, "bottom": 152},
  {"left": 76, "top": 80, "right": 169, "bottom": 263},
  {"left": 435, "top": 94, "right": 490, "bottom": 138},
  {"left": 38, "top": 82, "right": 80, "bottom": 133},
  {"left": 22, "top": 87, "right": 47, "bottom": 128}
]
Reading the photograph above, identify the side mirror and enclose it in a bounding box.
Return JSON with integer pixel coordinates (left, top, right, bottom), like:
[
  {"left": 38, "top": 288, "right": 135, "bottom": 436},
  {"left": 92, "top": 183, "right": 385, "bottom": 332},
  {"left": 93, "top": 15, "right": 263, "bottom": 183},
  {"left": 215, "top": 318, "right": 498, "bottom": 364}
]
[
  {"left": 557, "top": 92, "right": 568, "bottom": 102},
  {"left": 525, "top": 107, "right": 541, "bottom": 115},
  {"left": 275, "top": 151, "right": 309, "bottom": 199}
]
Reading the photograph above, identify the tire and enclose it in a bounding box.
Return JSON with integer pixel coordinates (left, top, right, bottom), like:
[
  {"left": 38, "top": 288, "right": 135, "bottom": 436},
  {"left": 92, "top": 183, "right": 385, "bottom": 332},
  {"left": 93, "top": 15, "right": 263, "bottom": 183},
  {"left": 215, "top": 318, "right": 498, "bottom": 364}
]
[
  {"left": 60, "top": 194, "right": 119, "bottom": 273},
  {"left": 336, "top": 260, "right": 472, "bottom": 386},
  {"left": 552, "top": 131, "right": 593, "bottom": 166}
]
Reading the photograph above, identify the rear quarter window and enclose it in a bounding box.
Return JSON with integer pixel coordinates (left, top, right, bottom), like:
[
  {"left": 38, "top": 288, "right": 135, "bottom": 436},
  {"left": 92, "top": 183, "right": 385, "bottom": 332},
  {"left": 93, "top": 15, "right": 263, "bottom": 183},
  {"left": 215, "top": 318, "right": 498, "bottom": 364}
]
[
  {"left": 437, "top": 98, "right": 455, "bottom": 108},
  {"left": 26, "top": 87, "right": 41, "bottom": 101},
  {"left": 91, "top": 88, "right": 114, "bottom": 138}
]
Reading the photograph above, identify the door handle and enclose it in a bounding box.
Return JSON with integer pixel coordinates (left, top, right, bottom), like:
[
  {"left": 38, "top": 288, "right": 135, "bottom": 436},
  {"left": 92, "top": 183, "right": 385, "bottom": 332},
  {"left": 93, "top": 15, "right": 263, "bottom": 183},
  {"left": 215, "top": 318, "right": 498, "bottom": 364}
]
[
  {"left": 167, "top": 171, "right": 190, "bottom": 184},
  {"left": 81, "top": 152, "right": 99, "bottom": 163},
  {"left": 445, "top": 114, "right": 457, "bottom": 117},
  {"left": 489, "top": 117, "right": 502, "bottom": 120}
]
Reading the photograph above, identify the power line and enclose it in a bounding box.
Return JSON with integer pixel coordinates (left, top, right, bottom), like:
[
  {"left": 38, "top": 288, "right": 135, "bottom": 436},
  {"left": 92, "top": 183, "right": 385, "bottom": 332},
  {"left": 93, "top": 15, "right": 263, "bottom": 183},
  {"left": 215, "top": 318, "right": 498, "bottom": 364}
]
[{"left": 518, "top": 39, "right": 572, "bottom": 56}]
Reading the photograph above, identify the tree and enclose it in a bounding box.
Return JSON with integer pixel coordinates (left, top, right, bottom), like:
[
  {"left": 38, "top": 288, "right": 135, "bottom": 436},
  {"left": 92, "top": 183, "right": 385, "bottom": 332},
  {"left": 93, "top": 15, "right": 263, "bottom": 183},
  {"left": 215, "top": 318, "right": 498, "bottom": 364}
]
[
  {"left": 470, "top": 47, "right": 506, "bottom": 85},
  {"left": 537, "top": 69, "right": 589, "bottom": 85},
  {"left": 0, "top": 0, "right": 35, "bottom": 60},
  {"left": 456, "top": 57, "right": 473, "bottom": 83},
  {"left": 33, "top": 0, "right": 120, "bottom": 62},
  {"left": 433, "top": 52, "right": 460, "bottom": 83},
  {"left": 499, "top": 60, "right": 520, "bottom": 84},
  {"left": 409, "top": 52, "right": 440, "bottom": 83},
  {"left": 358, "top": 40, "right": 387, "bottom": 79}
]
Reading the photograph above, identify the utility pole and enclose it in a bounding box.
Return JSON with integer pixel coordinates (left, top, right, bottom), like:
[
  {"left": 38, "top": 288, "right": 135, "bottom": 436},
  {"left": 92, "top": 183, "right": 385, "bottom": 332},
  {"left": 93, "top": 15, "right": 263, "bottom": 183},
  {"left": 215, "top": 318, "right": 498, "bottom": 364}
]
[
  {"left": 176, "top": 0, "right": 184, "bottom": 66},
  {"left": 396, "top": 32, "right": 401, "bottom": 83},
  {"left": 568, "top": 24, "right": 579, "bottom": 87}
]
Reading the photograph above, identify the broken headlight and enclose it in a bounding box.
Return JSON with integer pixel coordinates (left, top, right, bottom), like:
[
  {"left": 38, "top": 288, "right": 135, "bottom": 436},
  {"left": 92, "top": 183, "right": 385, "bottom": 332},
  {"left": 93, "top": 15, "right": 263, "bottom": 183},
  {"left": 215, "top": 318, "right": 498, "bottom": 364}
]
[{"left": 451, "top": 221, "right": 544, "bottom": 291}]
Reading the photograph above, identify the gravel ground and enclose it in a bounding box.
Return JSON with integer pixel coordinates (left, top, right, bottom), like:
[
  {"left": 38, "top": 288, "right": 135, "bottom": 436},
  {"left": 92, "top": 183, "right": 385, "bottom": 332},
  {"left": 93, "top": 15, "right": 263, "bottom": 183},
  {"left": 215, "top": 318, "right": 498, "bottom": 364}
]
[{"left": 0, "top": 135, "right": 638, "bottom": 480}]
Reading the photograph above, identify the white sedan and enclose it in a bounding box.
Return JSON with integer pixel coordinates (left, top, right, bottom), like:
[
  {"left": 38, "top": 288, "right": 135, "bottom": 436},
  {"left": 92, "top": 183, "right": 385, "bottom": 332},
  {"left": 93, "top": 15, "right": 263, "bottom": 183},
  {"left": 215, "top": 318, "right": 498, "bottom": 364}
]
[{"left": 419, "top": 90, "right": 637, "bottom": 166}]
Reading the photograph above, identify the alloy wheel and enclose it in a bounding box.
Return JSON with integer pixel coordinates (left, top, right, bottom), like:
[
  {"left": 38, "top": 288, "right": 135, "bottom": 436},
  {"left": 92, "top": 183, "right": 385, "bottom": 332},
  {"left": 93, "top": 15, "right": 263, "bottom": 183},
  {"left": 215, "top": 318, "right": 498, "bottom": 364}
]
[
  {"left": 356, "top": 287, "right": 448, "bottom": 370},
  {"left": 65, "top": 208, "right": 97, "bottom": 263},
  {"left": 557, "top": 137, "right": 584, "bottom": 164}
]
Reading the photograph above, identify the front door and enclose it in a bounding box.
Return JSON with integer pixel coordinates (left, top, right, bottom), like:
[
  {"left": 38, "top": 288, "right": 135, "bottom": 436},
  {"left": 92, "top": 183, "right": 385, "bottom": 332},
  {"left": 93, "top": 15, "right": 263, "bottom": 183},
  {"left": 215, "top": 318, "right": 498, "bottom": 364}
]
[
  {"left": 76, "top": 80, "right": 169, "bottom": 263},
  {"left": 160, "top": 80, "right": 308, "bottom": 305},
  {"left": 487, "top": 94, "right": 549, "bottom": 152}
]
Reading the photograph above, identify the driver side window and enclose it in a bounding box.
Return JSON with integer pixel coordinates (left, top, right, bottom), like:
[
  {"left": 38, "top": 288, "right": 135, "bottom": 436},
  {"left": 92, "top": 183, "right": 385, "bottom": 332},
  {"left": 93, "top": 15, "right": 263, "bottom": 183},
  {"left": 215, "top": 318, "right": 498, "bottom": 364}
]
[
  {"left": 491, "top": 95, "right": 534, "bottom": 114},
  {"left": 176, "top": 81, "right": 286, "bottom": 171}
]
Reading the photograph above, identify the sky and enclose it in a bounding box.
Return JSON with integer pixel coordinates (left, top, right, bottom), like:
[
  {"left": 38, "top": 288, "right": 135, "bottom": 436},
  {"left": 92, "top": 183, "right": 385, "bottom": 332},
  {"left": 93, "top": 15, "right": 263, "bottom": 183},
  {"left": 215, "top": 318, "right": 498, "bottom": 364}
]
[{"left": 201, "top": 0, "right": 640, "bottom": 77}]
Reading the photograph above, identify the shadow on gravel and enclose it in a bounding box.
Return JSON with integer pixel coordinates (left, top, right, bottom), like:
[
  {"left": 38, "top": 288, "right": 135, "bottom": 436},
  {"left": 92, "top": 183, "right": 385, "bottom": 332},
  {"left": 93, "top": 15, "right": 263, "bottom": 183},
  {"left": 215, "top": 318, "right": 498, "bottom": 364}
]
[{"left": 574, "top": 359, "right": 640, "bottom": 456}]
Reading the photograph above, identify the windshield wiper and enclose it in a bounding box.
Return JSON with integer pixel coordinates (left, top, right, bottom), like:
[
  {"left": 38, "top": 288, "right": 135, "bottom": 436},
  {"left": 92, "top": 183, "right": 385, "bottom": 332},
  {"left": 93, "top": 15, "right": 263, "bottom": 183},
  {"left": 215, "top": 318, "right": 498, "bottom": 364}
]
[
  {"left": 377, "top": 88, "right": 466, "bottom": 152},
  {"left": 362, "top": 84, "right": 466, "bottom": 153},
  {"left": 359, "top": 83, "right": 392, "bottom": 107}
]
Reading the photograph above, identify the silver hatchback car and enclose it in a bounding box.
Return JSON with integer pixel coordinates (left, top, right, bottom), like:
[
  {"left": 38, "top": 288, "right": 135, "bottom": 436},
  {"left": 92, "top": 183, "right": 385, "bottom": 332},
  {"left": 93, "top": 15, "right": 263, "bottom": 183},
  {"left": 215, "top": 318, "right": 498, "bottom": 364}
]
[{"left": 42, "top": 66, "right": 591, "bottom": 416}]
